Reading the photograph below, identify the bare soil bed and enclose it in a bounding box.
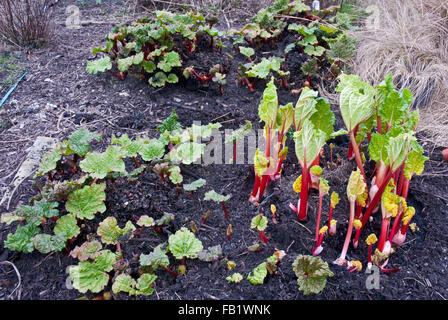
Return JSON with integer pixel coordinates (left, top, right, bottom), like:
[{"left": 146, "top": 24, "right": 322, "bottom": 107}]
[{"left": 0, "top": 0, "right": 447, "bottom": 300}]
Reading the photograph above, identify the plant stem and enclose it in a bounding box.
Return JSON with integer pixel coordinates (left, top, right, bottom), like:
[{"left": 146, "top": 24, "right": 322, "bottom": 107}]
[
  {"left": 233, "top": 141, "right": 237, "bottom": 164},
  {"left": 327, "top": 206, "right": 334, "bottom": 229},
  {"left": 349, "top": 130, "right": 366, "bottom": 182},
  {"left": 221, "top": 202, "right": 229, "bottom": 220},
  {"left": 298, "top": 167, "right": 310, "bottom": 221},
  {"left": 162, "top": 266, "right": 178, "bottom": 277},
  {"left": 338, "top": 200, "right": 356, "bottom": 262},
  {"left": 315, "top": 194, "right": 323, "bottom": 242},
  {"left": 377, "top": 218, "right": 390, "bottom": 253}
]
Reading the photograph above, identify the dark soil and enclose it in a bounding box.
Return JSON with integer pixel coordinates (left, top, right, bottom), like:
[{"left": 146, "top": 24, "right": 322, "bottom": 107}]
[{"left": 0, "top": 0, "right": 447, "bottom": 301}]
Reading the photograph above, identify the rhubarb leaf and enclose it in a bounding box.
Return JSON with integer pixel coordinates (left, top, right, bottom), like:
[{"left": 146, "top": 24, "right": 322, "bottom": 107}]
[
  {"left": 168, "top": 165, "right": 183, "bottom": 184},
  {"left": 337, "top": 74, "right": 376, "bottom": 132},
  {"left": 135, "top": 274, "right": 158, "bottom": 296},
  {"left": 4, "top": 224, "right": 40, "bottom": 253},
  {"left": 292, "top": 255, "right": 334, "bottom": 295},
  {"left": 136, "top": 215, "right": 155, "bottom": 227},
  {"left": 111, "top": 134, "right": 144, "bottom": 158},
  {"left": 112, "top": 274, "right": 138, "bottom": 295},
  {"left": 36, "top": 146, "right": 62, "bottom": 177},
  {"left": 70, "top": 240, "right": 102, "bottom": 262},
  {"left": 347, "top": 169, "right": 367, "bottom": 203},
  {"left": 168, "top": 142, "right": 204, "bottom": 165},
  {"left": 140, "top": 243, "right": 170, "bottom": 269},
  {"left": 226, "top": 273, "right": 243, "bottom": 283},
  {"left": 247, "top": 262, "right": 268, "bottom": 285},
  {"left": 97, "top": 217, "right": 136, "bottom": 245},
  {"left": 204, "top": 190, "right": 231, "bottom": 203},
  {"left": 69, "top": 250, "right": 118, "bottom": 293},
  {"left": 66, "top": 129, "right": 101, "bottom": 157},
  {"left": 403, "top": 148, "right": 428, "bottom": 180},
  {"left": 224, "top": 121, "right": 253, "bottom": 144},
  {"left": 294, "top": 119, "right": 326, "bottom": 168},
  {"left": 309, "top": 97, "right": 335, "bottom": 140},
  {"left": 155, "top": 212, "right": 175, "bottom": 226},
  {"left": 247, "top": 57, "right": 282, "bottom": 79},
  {"left": 294, "top": 87, "right": 318, "bottom": 130},
  {"left": 80, "top": 146, "right": 126, "bottom": 179},
  {"left": 54, "top": 214, "right": 80, "bottom": 240},
  {"left": 157, "top": 51, "right": 181, "bottom": 72},
  {"left": 258, "top": 77, "right": 278, "bottom": 128},
  {"left": 251, "top": 214, "right": 268, "bottom": 231},
  {"left": 386, "top": 133, "right": 415, "bottom": 172},
  {"left": 139, "top": 139, "right": 165, "bottom": 161},
  {"left": 183, "top": 178, "right": 206, "bottom": 192},
  {"left": 65, "top": 183, "right": 106, "bottom": 220},
  {"left": 168, "top": 227, "right": 203, "bottom": 260},
  {"left": 86, "top": 57, "right": 112, "bottom": 74},
  {"left": 10, "top": 199, "right": 59, "bottom": 227},
  {"left": 32, "top": 233, "right": 66, "bottom": 254},
  {"left": 239, "top": 46, "right": 255, "bottom": 58}
]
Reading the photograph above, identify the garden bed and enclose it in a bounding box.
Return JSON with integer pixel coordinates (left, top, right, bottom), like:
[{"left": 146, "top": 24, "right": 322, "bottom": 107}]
[{"left": 0, "top": 0, "right": 447, "bottom": 300}]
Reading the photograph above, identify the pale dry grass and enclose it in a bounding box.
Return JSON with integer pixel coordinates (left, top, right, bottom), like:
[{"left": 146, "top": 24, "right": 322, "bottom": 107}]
[{"left": 347, "top": 0, "right": 448, "bottom": 147}]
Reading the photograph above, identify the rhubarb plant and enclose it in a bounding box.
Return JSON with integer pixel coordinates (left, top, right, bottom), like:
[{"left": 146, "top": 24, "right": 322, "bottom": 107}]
[
  {"left": 112, "top": 273, "right": 158, "bottom": 296},
  {"left": 250, "top": 214, "right": 269, "bottom": 243},
  {"left": 247, "top": 250, "right": 286, "bottom": 285},
  {"left": 204, "top": 190, "right": 231, "bottom": 220},
  {"left": 168, "top": 227, "right": 203, "bottom": 274}
]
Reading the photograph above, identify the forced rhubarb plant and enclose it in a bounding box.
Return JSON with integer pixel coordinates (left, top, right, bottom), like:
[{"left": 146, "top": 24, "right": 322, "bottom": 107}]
[
  {"left": 204, "top": 190, "right": 231, "bottom": 220},
  {"left": 250, "top": 214, "right": 269, "bottom": 243},
  {"left": 334, "top": 169, "right": 367, "bottom": 266},
  {"left": 292, "top": 254, "right": 334, "bottom": 295}
]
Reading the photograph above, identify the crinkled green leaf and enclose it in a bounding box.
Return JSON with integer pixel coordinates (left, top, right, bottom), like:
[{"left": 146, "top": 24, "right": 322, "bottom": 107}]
[
  {"left": 168, "top": 165, "right": 183, "bottom": 184},
  {"left": 137, "top": 215, "right": 155, "bottom": 227},
  {"left": 247, "top": 262, "right": 267, "bottom": 285},
  {"left": 292, "top": 255, "right": 334, "bottom": 295},
  {"left": 97, "top": 217, "right": 136, "bottom": 245},
  {"left": 300, "top": 58, "right": 317, "bottom": 77},
  {"left": 4, "top": 224, "right": 40, "bottom": 253},
  {"left": 70, "top": 240, "right": 103, "bottom": 262},
  {"left": 32, "top": 233, "right": 66, "bottom": 254},
  {"left": 309, "top": 97, "right": 335, "bottom": 140},
  {"left": 69, "top": 250, "right": 118, "bottom": 294},
  {"left": 113, "top": 273, "right": 157, "bottom": 296},
  {"left": 226, "top": 273, "right": 243, "bottom": 283},
  {"left": 168, "top": 142, "right": 204, "bottom": 165},
  {"left": 80, "top": 146, "right": 126, "bottom": 179},
  {"left": 139, "top": 138, "right": 165, "bottom": 161},
  {"left": 251, "top": 214, "right": 268, "bottom": 231},
  {"left": 86, "top": 57, "right": 112, "bottom": 74},
  {"left": 157, "top": 51, "right": 181, "bottom": 72},
  {"left": 54, "top": 214, "right": 80, "bottom": 239},
  {"left": 66, "top": 183, "right": 106, "bottom": 220},
  {"left": 157, "top": 109, "right": 181, "bottom": 134},
  {"left": 168, "top": 227, "right": 203, "bottom": 260},
  {"left": 67, "top": 129, "right": 101, "bottom": 157},
  {"left": 183, "top": 178, "right": 206, "bottom": 192},
  {"left": 258, "top": 77, "right": 278, "bottom": 128},
  {"left": 36, "top": 146, "right": 62, "bottom": 177},
  {"left": 239, "top": 46, "right": 255, "bottom": 58},
  {"left": 247, "top": 57, "right": 282, "bottom": 79},
  {"left": 387, "top": 133, "right": 415, "bottom": 172},
  {"left": 136, "top": 273, "right": 157, "bottom": 296},
  {"left": 294, "top": 87, "right": 318, "bottom": 130},
  {"left": 140, "top": 243, "right": 169, "bottom": 269},
  {"left": 111, "top": 134, "right": 144, "bottom": 158},
  {"left": 155, "top": 212, "right": 175, "bottom": 226},
  {"left": 7, "top": 199, "right": 59, "bottom": 227},
  {"left": 403, "top": 147, "right": 428, "bottom": 180}
]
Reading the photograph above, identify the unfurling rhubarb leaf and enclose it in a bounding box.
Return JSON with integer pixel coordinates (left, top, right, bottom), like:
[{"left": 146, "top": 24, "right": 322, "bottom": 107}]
[
  {"left": 2, "top": 199, "right": 59, "bottom": 227},
  {"left": 183, "top": 178, "right": 206, "bottom": 192},
  {"left": 198, "top": 245, "right": 222, "bottom": 262},
  {"left": 403, "top": 148, "right": 428, "bottom": 180},
  {"left": 168, "top": 227, "right": 203, "bottom": 260},
  {"left": 347, "top": 169, "right": 367, "bottom": 204},
  {"left": 239, "top": 46, "right": 255, "bottom": 59},
  {"left": 70, "top": 240, "right": 103, "bottom": 262},
  {"left": 330, "top": 191, "right": 340, "bottom": 208},
  {"left": 386, "top": 133, "right": 415, "bottom": 172},
  {"left": 294, "top": 119, "right": 326, "bottom": 168},
  {"left": 157, "top": 109, "right": 181, "bottom": 134},
  {"left": 112, "top": 273, "right": 157, "bottom": 296},
  {"left": 247, "top": 262, "right": 268, "bottom": 285},
  {"left": 136, "top": 215, "right": 155, "bottom": 227},
  {"left": 204, "top": 190, "right": 231, "bottom": 203},
  {"left": 111, "top": 134, "right": 144, "bottom": 158},
  {"left": 97, "top": 217, "right": 136, "bottom": 245},
  {"left": 309, "top": 98, "right": 335, "bottom": 140},
  {"left": 336, "top": 74, "right": 376, "bottom": 132},
  {"left": 168, "top": 165, "right": 183, "bottom": 184},
  {"left": 251, "top": 214, "right": 268, "bottom": 231},
  {"left": 69, "top": 250, "right": 119, "bottom": 293},
  {"left": 4, "top": 224, "right": 40, "bottom": 253},
  {"left": 117, "top": 52, "right": 144, "bottom": 72},
  {"left": 292, "top": 255, "right": 334, "bottom": 295},
  {"left": 226, "top": 273, "right": 243, "bottom": 284},
  {"left": 140, "top": 243, "right": 170, "bottom": 269},
  {"left": 155, "top": 212, "right": 175, "bottom": 226},
  {"left": 54, "top": 214, "right": 80, "bottom": 239},
  {"left": 86, "top": 57, "right": 112, "bottom": 74},
  {"left": 79, "top": 146, "right": 126, "bottom": 179},
  {"left": 65, "top": 183, "right": 106, "bottom": 220},
  {"left": 168, "top": 142, "right": 205, "bottom": 165},
  {"left": 139, "top": 139, "right": 165, "bottom": 161}
]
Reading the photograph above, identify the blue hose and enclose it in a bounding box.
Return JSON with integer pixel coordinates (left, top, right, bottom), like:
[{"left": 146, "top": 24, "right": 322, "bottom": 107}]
[{"left": 0, "top": 71, "right": 28, "bottom": 109}]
